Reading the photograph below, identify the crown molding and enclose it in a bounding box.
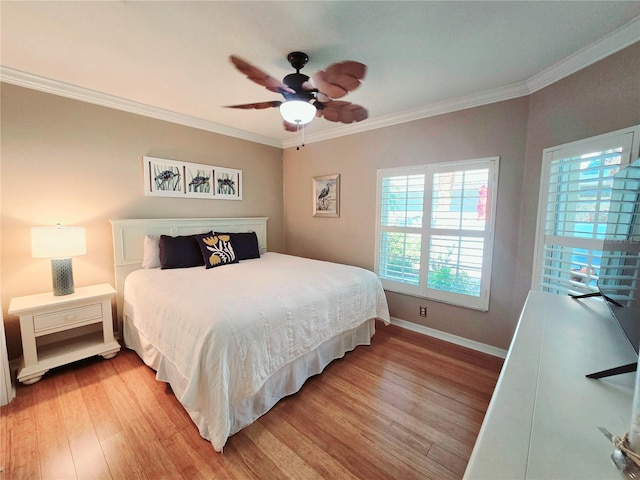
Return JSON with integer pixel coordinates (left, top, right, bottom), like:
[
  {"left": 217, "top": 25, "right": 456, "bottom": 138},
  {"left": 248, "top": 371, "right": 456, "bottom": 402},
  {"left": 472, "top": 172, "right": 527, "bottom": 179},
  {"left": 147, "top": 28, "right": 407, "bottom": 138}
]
[
  {"left": 526, "top": 15, "right": 640, "bottom": 93},
  {"left": 3, "top": 15, "right": 638, "bottom": 150},
  {"left": 283, "top": 81, "right": 530, "bottom": 148},
  {"left": 290, "top": 16, "right": 640, "bottom": 148},
  {"left": 0, "top": 67, "right": 282, "bottom": 148}
]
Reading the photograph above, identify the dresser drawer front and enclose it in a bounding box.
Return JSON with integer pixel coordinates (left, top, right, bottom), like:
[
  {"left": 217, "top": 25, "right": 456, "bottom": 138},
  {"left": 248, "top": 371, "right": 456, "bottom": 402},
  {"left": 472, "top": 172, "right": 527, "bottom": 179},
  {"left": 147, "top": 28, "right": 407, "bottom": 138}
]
[{"left": 33, "top": 303, "right": 103, "bottom": 334}]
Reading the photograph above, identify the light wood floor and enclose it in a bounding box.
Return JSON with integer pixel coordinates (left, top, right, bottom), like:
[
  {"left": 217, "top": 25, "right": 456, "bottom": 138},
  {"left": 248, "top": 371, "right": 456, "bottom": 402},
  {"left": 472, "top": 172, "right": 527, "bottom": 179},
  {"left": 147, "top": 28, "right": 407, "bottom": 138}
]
[{"left": 1, "top": 322, "right": 503, "bottom": 479}]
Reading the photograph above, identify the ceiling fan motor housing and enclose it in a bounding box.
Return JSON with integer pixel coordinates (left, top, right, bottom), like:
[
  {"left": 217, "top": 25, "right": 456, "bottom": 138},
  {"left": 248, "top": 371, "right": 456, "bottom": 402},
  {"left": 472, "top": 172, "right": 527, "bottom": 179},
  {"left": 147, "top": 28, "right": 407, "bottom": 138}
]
[
  {"left": 287, "top": 51, "right": 309, "bottom": 71},
  {"left": 282, "top": 72, "right": 315, "bottom": 102}
]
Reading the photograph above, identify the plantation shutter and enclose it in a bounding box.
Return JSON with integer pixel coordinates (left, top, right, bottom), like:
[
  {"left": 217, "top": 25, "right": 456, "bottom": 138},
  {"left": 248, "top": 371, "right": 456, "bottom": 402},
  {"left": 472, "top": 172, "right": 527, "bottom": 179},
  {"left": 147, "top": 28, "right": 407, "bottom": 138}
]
[
  {"left": 426, "top": 166, "right": 493, "bottom": 309},
  {"left": 375, "top": 157, "right": 498, "bottom": 311},
  {"left": 377, "top": 168, "right": 425, "bottom": 297},
  {"left": 534, "top": 128, "right": 638, "bottom": 296},
  {"left": 598, "top": 163, "right": 640, "bottom": 304}
]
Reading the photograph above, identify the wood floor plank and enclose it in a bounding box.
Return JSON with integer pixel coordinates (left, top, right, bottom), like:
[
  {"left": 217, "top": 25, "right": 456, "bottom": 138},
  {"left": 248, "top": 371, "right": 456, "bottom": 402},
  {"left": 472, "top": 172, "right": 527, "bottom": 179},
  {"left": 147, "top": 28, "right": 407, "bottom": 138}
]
[
  {"left": 240, "top": 421, "right": 327, "bottom": 480},
  {"left": 53, "top": 371, "right": 112, "bottom": 479},
  {"left": 101, "top": 373, "right": 183, "bottom": 479},
  {"left": 31, "top": 374, "right": 77, "bottom": 479},
  {"left": 428, "top": 443, "right": 469, "bottom": 479},
  {"left": 320, "top": 362, "right": 477, "bottom": 457},
  {"left": 112, "top": 351, "right": 193, "bottom": 436},
  {"left": 1, "top": 322, "right": 502, "bottom": 479},
  {"left": 99, "top": 430, "right": 148, "bottom": 480},
  {"left": 300, "top": 373, "right": 460, "bottom": 480},
  {"left": 75, "top": 358, "right": 125, "bottom": 443},
  {"left": 327, "top": 357, "right": 486, "bottom": 445},
  {"left": 160, "top": 429, "right": 226, "bottom": 480},
  {"left": 2, "top": 385, "right": 40, "bottom": 479},
  {"left": 260, "top": 395, "right": 387, "bottom": 480},
  {"left": 255, "top": 403, "right": 361, "bottom": 480},
  {"left": 223, "top": 430, "right": 290, "bottom": 480}
]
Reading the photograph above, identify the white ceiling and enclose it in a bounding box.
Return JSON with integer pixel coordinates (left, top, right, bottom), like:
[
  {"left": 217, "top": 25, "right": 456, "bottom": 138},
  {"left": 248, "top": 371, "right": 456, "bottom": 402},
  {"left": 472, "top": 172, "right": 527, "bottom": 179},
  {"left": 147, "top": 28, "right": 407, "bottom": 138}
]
[{"left": 2, "top": 1, "right": 639, "bottom": 148}]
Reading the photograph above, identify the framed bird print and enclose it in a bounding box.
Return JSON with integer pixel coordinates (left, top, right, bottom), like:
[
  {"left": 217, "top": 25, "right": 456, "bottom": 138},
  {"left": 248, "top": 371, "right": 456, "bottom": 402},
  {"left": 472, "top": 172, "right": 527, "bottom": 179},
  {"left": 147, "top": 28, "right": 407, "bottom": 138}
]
[{"left": 313, "top": 174, "right": 340, "bottom": 217}]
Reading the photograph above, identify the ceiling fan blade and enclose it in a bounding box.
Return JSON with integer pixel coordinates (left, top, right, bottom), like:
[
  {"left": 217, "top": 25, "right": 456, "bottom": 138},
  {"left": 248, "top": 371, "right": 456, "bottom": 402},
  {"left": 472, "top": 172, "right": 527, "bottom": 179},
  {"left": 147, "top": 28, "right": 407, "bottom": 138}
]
[
  {"left": 319, "top": 101, "right": 368, "bottom": 123},
  {"left": 225, "top": 100, "right": 282, "bottom": 110},
  {"left": 301, "top": 80, "right": 316, "bottom": 92},
  {"left": 229, "top": 55, "right": 295, "bottom": 94},
  {"left": 312, "top": 61, "right": 367, "bottom": 99}
]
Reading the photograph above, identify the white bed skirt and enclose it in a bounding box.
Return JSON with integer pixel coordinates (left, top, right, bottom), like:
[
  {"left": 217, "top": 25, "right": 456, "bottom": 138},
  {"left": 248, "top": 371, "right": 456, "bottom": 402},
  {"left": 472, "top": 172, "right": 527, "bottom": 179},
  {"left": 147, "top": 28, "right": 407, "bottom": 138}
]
[{"left": 124, "top": 314, "right": 376, "bottom": 449}]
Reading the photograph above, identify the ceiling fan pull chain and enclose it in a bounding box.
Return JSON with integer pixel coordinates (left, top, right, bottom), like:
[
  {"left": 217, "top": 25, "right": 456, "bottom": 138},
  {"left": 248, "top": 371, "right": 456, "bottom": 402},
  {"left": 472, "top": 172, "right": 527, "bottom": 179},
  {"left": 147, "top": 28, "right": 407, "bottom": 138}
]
[{"left": 296, "top": 122, "right": 306, "bottom": 151}]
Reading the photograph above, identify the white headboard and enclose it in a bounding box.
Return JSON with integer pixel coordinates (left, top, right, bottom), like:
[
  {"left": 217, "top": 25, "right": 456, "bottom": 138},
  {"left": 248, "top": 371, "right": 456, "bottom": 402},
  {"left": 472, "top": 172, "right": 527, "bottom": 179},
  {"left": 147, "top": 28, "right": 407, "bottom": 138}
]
[{"left": 110, "top": 217, "right": 268, "bottom": 329}]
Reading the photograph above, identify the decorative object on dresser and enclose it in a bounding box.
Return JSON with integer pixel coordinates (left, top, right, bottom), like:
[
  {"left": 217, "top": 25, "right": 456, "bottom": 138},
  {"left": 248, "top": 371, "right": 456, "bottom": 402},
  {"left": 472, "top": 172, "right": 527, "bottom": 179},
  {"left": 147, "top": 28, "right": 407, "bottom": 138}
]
[
  {"left": 313, "top": 174, "right": 340, "bottom": 217},
  {"left": 31, "top": 224, "right": 86, "bottom": 296},
  {"left": 8, "top": 284, "right": 120, "bottom": 385}
]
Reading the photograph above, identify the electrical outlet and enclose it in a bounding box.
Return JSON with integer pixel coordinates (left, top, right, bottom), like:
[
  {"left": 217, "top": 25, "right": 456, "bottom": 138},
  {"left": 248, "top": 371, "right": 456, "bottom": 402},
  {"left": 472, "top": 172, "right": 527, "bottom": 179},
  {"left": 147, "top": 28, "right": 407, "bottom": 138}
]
[{"left": 419, "top": 306, "right": 427, "bottom": 317}]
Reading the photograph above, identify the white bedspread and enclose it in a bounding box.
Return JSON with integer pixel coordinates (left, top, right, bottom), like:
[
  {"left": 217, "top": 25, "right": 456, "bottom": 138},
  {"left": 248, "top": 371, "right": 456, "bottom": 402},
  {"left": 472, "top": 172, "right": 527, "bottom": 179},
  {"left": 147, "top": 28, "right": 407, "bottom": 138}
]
[{"left": 123, "top": 252, "right": 389, "bottom": 451}]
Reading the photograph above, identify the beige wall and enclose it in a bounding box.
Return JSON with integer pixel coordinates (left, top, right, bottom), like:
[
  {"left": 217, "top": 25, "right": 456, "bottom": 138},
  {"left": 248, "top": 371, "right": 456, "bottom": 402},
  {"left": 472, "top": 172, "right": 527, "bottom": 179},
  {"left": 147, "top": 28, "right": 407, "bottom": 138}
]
[
  {"left": 2, "top": 43, "right": 639, "bottom": 359},
  {"left": 1, "top": 84, "right": 284, "bottom": 359},
  {"left": 284, "top": 98, "right": 530, "bottom": 350},
  {"left": 283, "top": 42, "right": 640, "bottom": 350},
  {"left": 515, "top": 43, "right": 640, "bottom": 311}
]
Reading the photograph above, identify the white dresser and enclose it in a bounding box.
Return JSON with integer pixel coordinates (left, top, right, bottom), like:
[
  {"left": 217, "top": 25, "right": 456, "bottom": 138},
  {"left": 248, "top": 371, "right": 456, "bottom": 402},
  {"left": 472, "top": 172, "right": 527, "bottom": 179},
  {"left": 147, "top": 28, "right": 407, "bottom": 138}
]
[{"left": 464, "top": 290, "right": 637, "bottom": 479}]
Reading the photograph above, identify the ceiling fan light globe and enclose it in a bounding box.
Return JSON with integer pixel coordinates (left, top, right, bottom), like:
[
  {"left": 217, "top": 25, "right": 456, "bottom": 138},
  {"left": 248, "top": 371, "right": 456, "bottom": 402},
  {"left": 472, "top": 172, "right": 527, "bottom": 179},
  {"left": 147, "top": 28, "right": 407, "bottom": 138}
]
[{"left": 280, "top": 100, "right": 316, "bottom": 125}]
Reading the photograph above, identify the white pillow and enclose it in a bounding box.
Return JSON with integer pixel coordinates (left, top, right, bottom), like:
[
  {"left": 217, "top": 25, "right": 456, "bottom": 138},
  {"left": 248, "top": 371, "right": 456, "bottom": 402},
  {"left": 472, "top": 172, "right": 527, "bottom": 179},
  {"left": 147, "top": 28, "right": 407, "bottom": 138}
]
[{"left": 141, "top": 234, "right": 161, "bottom": 268}]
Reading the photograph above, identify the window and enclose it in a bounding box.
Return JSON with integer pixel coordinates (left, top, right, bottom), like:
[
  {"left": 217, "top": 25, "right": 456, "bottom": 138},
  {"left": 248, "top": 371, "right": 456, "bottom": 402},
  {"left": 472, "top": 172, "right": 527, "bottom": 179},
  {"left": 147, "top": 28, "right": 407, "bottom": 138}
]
[
  {"left": 375, "top": 157, "right": 499, "bottom": 311},
  {"left": 532, "top": 126, "right": 640, "bottom": 295}
]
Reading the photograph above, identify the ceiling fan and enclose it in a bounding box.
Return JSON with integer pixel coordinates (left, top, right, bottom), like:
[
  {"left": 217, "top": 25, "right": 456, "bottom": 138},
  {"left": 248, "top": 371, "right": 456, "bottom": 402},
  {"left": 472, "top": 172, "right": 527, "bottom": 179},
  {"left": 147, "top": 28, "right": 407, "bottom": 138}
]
[{"left": 226, "top": 51, "right": 368, "bottom": 132}]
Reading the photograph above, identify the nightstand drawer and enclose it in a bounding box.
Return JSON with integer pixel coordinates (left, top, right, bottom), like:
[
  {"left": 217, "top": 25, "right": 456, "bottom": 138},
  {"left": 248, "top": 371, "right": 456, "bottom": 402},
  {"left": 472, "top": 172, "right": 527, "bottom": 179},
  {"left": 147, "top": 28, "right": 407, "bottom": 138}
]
[{"left": 33, "top": 303, "right": 103, "bottom": 334}]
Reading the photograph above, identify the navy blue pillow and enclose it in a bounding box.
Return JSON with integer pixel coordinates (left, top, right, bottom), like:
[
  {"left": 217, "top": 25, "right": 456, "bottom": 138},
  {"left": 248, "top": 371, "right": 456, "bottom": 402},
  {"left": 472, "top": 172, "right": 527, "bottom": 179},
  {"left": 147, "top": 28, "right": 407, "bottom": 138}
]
[
  {"left": 159, "top": 232, "right": 210, "bottom": 269},
  {"left": 214, "top": 232, "right": 260, "bottom": 260}
]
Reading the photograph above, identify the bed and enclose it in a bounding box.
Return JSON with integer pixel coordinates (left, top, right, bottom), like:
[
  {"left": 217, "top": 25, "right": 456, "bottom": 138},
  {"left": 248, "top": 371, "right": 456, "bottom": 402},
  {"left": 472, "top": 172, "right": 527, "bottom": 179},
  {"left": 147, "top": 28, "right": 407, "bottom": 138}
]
[{"left": 110, "top": 217, "right": 390, "bottom": 452}]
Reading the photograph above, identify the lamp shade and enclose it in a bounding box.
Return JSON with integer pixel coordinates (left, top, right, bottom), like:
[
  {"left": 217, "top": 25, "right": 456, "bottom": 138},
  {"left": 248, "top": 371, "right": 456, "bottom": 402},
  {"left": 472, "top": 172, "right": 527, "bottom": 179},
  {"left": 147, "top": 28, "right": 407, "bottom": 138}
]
[
  {"left": 31, "top": 225, "right": 87, "bottom": 259},
  {"left": 279, "top": 100, "right": 316, "bottom": 125}
]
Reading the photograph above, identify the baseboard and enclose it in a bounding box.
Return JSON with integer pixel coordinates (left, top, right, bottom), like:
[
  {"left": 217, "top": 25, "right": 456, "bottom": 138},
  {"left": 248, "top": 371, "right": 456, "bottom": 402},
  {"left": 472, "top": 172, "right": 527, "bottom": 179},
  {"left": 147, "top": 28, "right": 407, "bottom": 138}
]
[{"left": 389, "top": 317, "right": 508, "bottom": 359}]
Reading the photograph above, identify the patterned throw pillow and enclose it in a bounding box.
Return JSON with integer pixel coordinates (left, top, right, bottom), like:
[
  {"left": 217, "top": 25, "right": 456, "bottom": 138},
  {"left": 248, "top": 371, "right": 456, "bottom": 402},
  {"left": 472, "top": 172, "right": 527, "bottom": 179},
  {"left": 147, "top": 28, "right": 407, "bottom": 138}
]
[
  {"left": 213, "top": 232, "right": 260, "bottom": 260},
  {"left": 196, "top": 233, "right": 239, "bottom": 269}
]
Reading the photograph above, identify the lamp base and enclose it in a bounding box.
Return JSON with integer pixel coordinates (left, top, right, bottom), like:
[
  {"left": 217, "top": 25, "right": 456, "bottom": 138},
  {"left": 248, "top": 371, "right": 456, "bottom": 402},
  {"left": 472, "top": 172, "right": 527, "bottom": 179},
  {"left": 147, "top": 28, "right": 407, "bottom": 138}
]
[{"left": 51, "top": 258, "right": 75, "bottom": 296}]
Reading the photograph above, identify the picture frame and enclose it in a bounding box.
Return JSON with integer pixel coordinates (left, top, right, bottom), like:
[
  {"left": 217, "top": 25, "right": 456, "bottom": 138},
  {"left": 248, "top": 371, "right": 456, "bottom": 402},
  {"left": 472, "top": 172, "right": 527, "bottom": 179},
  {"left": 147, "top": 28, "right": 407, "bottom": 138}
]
[
  {"left": 143, "top": 156, "right": 242, "bottom": 200},
  {"left": 185, "top": 163, "right": 212, "bottom": 198},
  {"left": 213, "top": 166, "right": 242, "bottom": 200},
  {"left": 143, "top": 156, "right": 184, "bottom": 198},
  {"left": 313, "top": 174, "right": 340, "bottom": 217}
]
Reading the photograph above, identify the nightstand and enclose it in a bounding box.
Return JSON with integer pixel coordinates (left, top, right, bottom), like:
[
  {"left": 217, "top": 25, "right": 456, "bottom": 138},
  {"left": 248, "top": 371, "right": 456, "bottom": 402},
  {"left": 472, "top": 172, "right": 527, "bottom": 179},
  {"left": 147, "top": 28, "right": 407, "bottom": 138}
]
[{"left": 8, "top": 283, "right": 120, "bottom": 385}]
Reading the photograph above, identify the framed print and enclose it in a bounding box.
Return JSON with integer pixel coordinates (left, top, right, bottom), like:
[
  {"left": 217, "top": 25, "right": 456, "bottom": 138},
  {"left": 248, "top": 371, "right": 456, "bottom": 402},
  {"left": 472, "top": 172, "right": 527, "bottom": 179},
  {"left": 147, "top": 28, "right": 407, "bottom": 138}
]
[
  {"left": 313, "top": 174, "right": 340, "bottom": 217},
  {"left": 143, "top": 156, "right": 184, "bottom": 197},
  {"left": 213, "top": 167, "right": 242, "bottom": 200},
  {"left": 143, "top": 156, "right": 242, "bottom": 200},
  {"left": 185, "top": 163, "right": 212, "bottom": 198}
]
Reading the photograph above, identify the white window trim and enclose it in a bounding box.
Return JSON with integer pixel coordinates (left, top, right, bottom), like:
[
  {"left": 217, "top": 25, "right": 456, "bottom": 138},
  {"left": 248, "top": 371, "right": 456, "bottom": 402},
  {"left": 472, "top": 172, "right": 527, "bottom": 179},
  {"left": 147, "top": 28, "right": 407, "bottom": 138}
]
[
  {"left": 375, "top": 157, "right": 499, "bottom": 311},
  {"left": 531, "top": 125, "right": 640, "bottom": 292}
]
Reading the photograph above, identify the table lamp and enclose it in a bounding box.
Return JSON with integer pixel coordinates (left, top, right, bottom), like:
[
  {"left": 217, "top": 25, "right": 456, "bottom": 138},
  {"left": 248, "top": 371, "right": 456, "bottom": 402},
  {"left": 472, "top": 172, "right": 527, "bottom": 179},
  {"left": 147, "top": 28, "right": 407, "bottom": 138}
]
[{"left": 31, "top": 224, "right": 86, "bottom": 296}]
